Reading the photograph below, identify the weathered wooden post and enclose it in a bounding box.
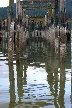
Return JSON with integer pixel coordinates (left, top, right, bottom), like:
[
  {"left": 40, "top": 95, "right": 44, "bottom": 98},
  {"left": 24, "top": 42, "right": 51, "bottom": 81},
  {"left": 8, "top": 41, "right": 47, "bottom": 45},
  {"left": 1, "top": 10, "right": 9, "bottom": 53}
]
[
  {"left": 71, "top": 28, "right": 72, "bottom": 70},
  {"left": 16, "top": 0, "right": 22, "bottom": 26},
  {"left": 16, "top": 0, "right": 23, "bottom": 59},
  {"left": 60, "top": 0, "right": 67, "bottom": 62},
  {"left": 8, "top": 22, "right": 14, "bottom": 63},
  {"left": 20, "top": 4, "right": 22, "bottom": 18},
  {"left": 9, "top": 0, "right": 14, "bottom": 21},
  {"left": 8, "top": 0, "right": 14, "bottom": 42},
  {"left": 60, "top": 27, "right": 67, "bottom": 62},
  {"left": 25, "top": 15, "right": 29, "bottom": 30},
  {"left": 8, "top": 12, "right": 11, "bottom": 40},
  {"left": 4, "top": 19, "right": 8, "bottom": 41},
  {"left": 55, "top": 0, "right": 59, "bottom": 26},
  {"left": 46, "top": 12, "right": 48, "bottom": 28},
  {"left": 54, "top": 26, "right": 59, "bottom": 54},
  {"left": 16, "top": 24, "right": 20, "bottom": 60},
  {"left": 19, "top": 26, "right": 24, "bottom": 51},
  {"left": 22, "top": 28, "right": 26, "bottom": 44},
  {"left": 8, "top": 0, "right": 14, "bottom": 63},
  {"left": 45, "top": 15, "right": 47, "bottom": 27},
  {"left": 71, "top": 26, "right": 72, "bottom": 103},
  {"left": 22, "top": 9, "right": 26, "bottom": 24},
  {"left": 16, "top": 0, "right": 20, "bottom": 19},
  {"left": 60, "top": 0, "right": 66, "bottom": 27}
]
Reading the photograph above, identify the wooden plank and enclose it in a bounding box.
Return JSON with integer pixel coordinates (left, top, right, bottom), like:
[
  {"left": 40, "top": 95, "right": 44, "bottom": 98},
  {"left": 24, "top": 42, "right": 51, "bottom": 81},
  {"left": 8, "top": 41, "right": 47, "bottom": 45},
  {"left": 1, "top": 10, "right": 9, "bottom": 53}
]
[{"left": 20, "top": 0, "right": 55, "bottom": 5}]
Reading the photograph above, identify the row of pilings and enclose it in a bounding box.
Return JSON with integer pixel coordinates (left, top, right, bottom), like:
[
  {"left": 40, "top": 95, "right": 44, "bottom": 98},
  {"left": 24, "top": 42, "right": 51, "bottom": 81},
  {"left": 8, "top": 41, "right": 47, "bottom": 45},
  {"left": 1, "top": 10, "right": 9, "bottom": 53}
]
[
  {"left": 8, "top": 21, "right": 30, "bottom": 63},
  {"left": 0, "top": 20, "right": 67, "bottom": 63},
  {"left": 31, "top": 24, "right": 67, "bottom": 62}
]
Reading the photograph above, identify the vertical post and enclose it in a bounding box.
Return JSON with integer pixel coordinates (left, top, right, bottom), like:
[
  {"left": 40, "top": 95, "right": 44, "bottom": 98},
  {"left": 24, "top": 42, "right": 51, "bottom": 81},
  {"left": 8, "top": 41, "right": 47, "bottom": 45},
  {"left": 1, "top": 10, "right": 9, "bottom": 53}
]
[
  {"left": 9, "top": 0, "right": 14, "bottom": 22},
  {"left": 16, "top": 24, "right": 20, "bottom": 60},
  {"left": 45, "top": 15, "right": 47, "bottom": 27},
  {"left": 8, "top": 22, "right": 14, "bottom": 63},
  {"left": 71, "top": 24, "right": 72, "bottom": 104},
  {"left": 19, "top": 4, "right": 22, "bottom": 26},
  {"left": 22, "top": 9, "right": 26, "bottom": 27},
  {"left": 71, "top": 27, "right": 72, "bottom": 74},
  {"left": 60, "top": 0, "right": 66, "bottom": 27},
  {"left": 16, "top": 0, "right": 20, "bottom": 19},
  {"left": 19, "top": 26, "right": 24, "bottom": 51},
  {"left": 20, "top": 5, "right": 22, "bottom": 18},
  {"left": 55, "top": 0, "right": 59, "bottom": 26},
  {"left": 47, "top": 12, "right": 48, "bottom": 28},
  {"left": 8, "top": 0, "right": 14, "bottom": 42},
  {"left": 52, "top": 4, "right": 54, "bottom": 19},
  {"left": 16, "top": 0, "right": 21, "bottom": 26},
  {"left": 8, "top": 12, "right": 11, "bottom": 42},
  {"left": 23, "top": 9, "right": 26, "bottom": 19}
]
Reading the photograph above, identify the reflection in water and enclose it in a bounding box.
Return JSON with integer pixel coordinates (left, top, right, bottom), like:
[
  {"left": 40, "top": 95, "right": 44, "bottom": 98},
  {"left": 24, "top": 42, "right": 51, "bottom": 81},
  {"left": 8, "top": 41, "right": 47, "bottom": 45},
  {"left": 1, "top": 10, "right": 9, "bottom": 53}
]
[
  {"left": 45, "top": 45, "right": 59, "bottom": 108},
  {"left": 53, "top": 57, "right": 59, "bottom": 108},
  {"left": 58, "top": 62, "right": 66, "bottom": 108},
  {"left": 23, "top": 64, "right": 27, "bottom": 85},
  {"left": 8, "top": 63, "right": 15, "bottom": 108},
  {"left": 16, "top": 60, "right": 24, "bottom": 103},
  {"left": 16, "top": 58, "right": 28, "bottom": 104},
  {"left": 0, "top": 36, "right": 71, "bottom": 108}
]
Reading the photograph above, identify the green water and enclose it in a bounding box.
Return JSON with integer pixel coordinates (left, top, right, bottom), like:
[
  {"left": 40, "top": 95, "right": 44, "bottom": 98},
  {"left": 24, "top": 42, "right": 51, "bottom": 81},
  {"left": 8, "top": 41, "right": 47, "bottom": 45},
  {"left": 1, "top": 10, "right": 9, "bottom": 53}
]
[{"left": 0, "top": 38, "right": 71, "bottom": 108}]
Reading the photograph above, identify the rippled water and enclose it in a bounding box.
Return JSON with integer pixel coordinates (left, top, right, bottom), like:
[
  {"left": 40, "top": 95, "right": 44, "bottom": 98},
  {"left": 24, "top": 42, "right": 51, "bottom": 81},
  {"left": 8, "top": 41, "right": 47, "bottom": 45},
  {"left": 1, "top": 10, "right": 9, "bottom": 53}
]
[{"left": 0, "top": 37, "right": 71, "bottom": 108}]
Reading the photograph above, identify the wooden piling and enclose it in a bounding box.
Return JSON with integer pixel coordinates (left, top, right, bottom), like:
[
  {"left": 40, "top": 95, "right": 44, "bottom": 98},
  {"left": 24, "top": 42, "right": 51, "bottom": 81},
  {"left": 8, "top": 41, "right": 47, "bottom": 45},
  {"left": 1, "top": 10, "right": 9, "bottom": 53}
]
[
  {"left": 71, "top": 29, "right": 72, "bottom": 68},
  {"left": 19, "top": 26, "right": 24, "bottom": 51},
  {"left": 8, "top": 22, "right": 14, "bottom": 63},
  {"left": 16, "top": 24, "right": 20, "bottom": 58},
  {"left": 60, "top": 26, "right": 67, "bottom": 62}
]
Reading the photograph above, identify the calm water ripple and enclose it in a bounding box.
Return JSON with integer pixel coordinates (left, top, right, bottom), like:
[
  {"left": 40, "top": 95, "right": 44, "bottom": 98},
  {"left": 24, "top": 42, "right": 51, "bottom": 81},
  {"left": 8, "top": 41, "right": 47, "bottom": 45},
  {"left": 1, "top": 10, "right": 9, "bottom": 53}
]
[{"left": 0, "top": 39, "right": 71, "bottom": 108}]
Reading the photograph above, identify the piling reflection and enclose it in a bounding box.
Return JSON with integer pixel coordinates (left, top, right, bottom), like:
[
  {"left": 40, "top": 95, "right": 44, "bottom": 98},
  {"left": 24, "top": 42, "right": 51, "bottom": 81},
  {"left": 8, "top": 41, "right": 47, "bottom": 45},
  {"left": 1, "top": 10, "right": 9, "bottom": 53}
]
[
  {"left": 23, "top": 64, "right": 27, "bottom": 85},
  {"left": 45, "top": 44, "right": 59, "bottom": 108},
  {"left": 16, "top": 60, "right": 24, "bottom": 102},
  {"left": 8, "top": 63, "right": 16, "bottom": 108},
  {"left": 58, "top": 62, "right": 66, "bottom": 108},
  {"left": 45, "top": 41, "right": 67, "bottom": 108},
  {"left": 53, "top": 57, "right": 59, "bottom": 108},
  {"left": 4, "top": 38, "right": 71, "bottom": 108}
]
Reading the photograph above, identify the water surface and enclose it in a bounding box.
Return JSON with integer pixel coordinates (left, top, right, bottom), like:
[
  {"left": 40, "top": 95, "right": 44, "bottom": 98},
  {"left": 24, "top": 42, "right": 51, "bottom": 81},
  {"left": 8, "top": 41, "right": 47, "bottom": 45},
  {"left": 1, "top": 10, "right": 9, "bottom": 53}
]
[{"left": 0, "top": 37, "right": 71, "bottom": 108}]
